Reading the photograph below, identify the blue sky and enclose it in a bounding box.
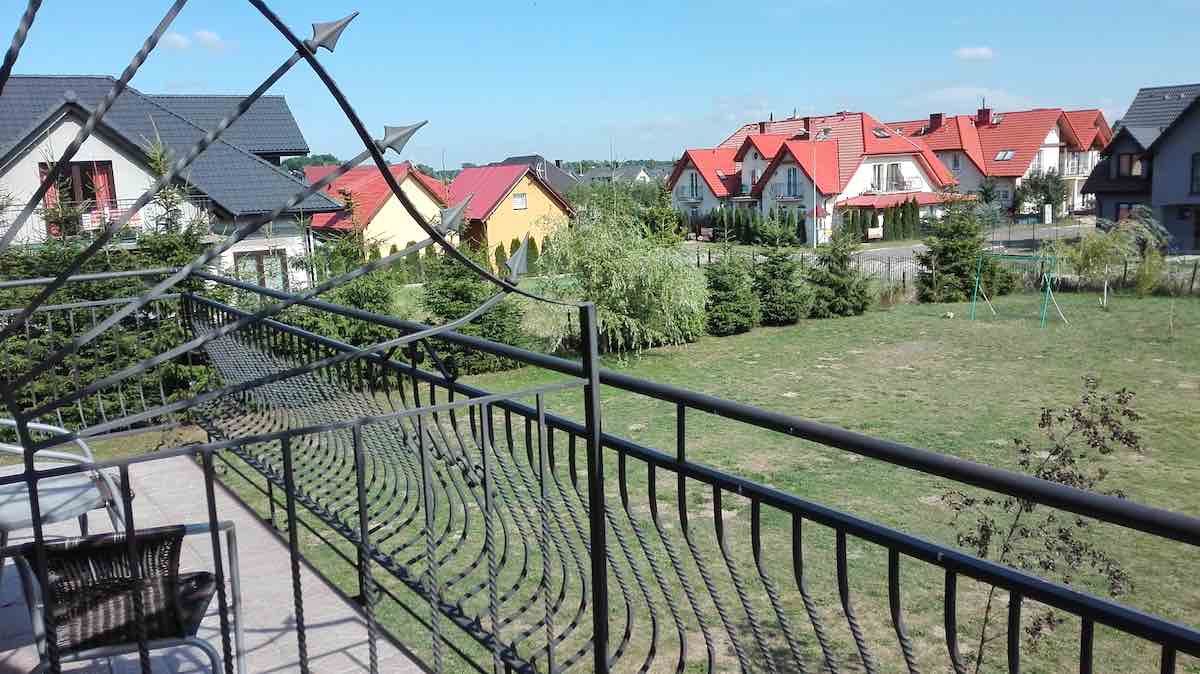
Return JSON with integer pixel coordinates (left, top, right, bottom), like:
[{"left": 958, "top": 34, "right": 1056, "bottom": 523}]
[{"left": 11, "top": 1, "right": 1199, "bottom": 169}]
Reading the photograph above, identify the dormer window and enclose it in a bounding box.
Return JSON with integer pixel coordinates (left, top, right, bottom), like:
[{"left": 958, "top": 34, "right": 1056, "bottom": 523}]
[
  {"left": 871, "top": 127, "right": 891, "bottom": 139},
  {"left": 994, "top": 150, "right": 1016, "bottom": 161}
]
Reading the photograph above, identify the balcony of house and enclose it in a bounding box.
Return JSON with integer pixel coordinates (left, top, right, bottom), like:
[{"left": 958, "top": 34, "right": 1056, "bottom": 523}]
[
  {"left": 0, "top": 196, "right": 215, "bottom": 247},
  {"left": 768, "top": 182, "right": 806, "bottom": 202},
  {"left": 672, "top": 186, "right": 702, "bottom": 203},
  {"left": 866, "top": 177, "right": 922, "bottom": 193},
  {"left": 3, "top": 268, "right": 1199, "bottom": 673}
]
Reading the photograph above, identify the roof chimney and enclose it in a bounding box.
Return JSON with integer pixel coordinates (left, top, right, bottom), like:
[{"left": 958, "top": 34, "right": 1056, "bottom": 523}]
[
  {"left": 555, "top": 159, "right": 562, "bottom": 168},
  {"left": 976, "top": 107, "right": 992, "bottom": 126},
  {"left": 929, "top": 112, "right": 944, "bottom": 130},
  {"left": 757, "top": 121, "right": 767, "bottom": 134}
]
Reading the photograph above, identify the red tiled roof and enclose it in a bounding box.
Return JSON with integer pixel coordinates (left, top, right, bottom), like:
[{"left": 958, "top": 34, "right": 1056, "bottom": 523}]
[
  {"left": 721, "top": 119, "right": 807, "bottom": 149},
  {"left": 304, "top": 162, "right": 446, "bottom": 231},
  {"left": 975, "top": 109, "right": 1067, "bottom": 177},
  {"left": 448, "top": 164, "right": 573, "bottom": 222},
  {"left": 725, "top": 112, "right": 956, "bottom": 191},
  {"left": 666, "top": 148, "right": 741, "bottom": 198},
  {"left": 752, "top": 139, "right": 840, "bottom": 196},
  {"left": 733, "top": 134, "right": 789, "bottom": 162},
  {"left": 1063, "top": 109, "right": 1112, "bottom": 150},
  {"left": 888, "top": 115, "right": 987, "bottom": 174},
  {"left": 836, "top": 191, "right": 975, "bottom": 208}
]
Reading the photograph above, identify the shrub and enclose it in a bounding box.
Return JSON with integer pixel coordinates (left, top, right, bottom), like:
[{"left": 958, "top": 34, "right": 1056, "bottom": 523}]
[
  {"left": 807, "top": 226, "right": 870, "bottom": 318},
  {"left": 494, "top": 244, "right": 508, "bottom": 273},
  {"left": 916, "top": 201, "right": 1013, "bottom": 303},
  {"left": 755, "top": 248, "right": 811, "bottom": 325},
  {"left": 420, "top": 246, "right": 526, "bottom": 374},
  {"left": 1134, "top": 248, "right": 1166, "bottom": 297},
  {"left": 705, "top": 252, "right": 759, "bottom": 335},
  {"left": 526, "top": 237, "right": 539, "bottom": 271},
  {"left": 540, "top": 211, "right": 706, "bottom": 352}
]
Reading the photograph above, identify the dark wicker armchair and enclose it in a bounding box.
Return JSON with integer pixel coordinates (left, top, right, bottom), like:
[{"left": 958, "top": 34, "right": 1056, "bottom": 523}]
[{"left": 10, "top": 522, "right": 244, "bottom": 673}]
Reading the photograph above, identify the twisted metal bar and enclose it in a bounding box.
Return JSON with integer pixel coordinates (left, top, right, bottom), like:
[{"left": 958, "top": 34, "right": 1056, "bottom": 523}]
[{"left": 0, "top": 0, "right": 41, "bottom": 97}]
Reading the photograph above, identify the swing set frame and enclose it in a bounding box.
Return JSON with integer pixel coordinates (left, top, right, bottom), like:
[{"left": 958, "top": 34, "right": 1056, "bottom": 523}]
[{"left": 969, "top": 251, "right": 1069, "bottom": 327}]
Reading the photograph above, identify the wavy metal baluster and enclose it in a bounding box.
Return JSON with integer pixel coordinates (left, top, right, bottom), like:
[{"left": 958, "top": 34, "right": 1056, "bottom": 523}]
[
  {"left": 792, "top": 516, "right": 838, "bottom": 672},
  {"left": 750, "top": 499, "right": 807, "bottom": 673},
  {"left": 944, "top": 569, "right": 968, "bottom": 674},
  {"left": 836, "top": 530, "right": 876, "bottom": 673},
  {"left": 714, "top": 487, "right": 776, "bottom": 672},
  {"left": 887, "top": 549, "right": 920, "bottom": 674}
]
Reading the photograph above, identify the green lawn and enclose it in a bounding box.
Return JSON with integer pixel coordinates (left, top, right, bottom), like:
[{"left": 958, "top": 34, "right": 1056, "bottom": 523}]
[
  {"left": 464, "top": 291, "right": 1200, "bottom": 673},
  {"left": 16, "top": 291, "right": 1196, "bottom": 672}
]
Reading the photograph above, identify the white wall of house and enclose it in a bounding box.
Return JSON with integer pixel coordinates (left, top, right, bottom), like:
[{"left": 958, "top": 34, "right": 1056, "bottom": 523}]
[
  {"left": 213, "top": 217, "right": 311, "bottom": 288},
  {"left": 670, "top": 165, "right": 725, "bottom": 215},
  {"left": 755, "top": 159, "right": 832, "bottom": 243},
  {"left": 841, "top": 155, "right": 935, "bottom": 198},
  {"left": 740, "top": 150, "right": 769, "bottom": 195},
  {"left": 0, "top": 115, "right": 205, "bottom": 244},
  {"left": 1023, "top": 127, "right": 1062, "bottom": 179},
  {"left": 937, "top": 151, "right": 986, "bottom": 194}
]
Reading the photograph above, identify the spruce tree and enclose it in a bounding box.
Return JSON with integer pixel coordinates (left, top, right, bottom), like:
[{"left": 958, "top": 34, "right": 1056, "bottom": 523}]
[{"left": 705, "top": 251, "right": 759, "bottom": 335}]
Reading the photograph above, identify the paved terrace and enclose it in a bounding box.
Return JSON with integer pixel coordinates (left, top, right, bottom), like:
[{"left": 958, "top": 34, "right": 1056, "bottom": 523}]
[{"left": 0, "top": 456, "right": 419, "bottom": 673}]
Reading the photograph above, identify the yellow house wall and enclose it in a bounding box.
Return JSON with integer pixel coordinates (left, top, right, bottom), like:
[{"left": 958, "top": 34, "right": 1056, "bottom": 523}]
[
  {"left": 481, "top": 174, "right": 568, "bottom": 251},
  {"left": 361, "top": 177, "right": 446, "bottom": 254}
]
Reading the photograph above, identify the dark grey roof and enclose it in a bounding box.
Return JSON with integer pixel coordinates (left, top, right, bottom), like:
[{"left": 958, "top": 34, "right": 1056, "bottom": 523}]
[
  {"left": 583, "top": 164, "right": 658, "bottom": 182},
  {"left": 0, "top": 76, "right": 339, "bottom": 216},
  {"left": 494, "top": 154, "right": 579, "bottom": 196},
  {"left": 149, "top": 95, "right": 309, "bottom": 155},
  {"left": 1115, "top": 83, "right": 1200, "bottom": 147}
]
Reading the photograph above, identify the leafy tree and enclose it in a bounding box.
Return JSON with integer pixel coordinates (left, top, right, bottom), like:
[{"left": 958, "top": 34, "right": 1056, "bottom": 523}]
[
  {"left": 1016, "top": 170, "right": 1068, "bottom": 218},
  {"left": 509, "top": 238, "right": 521, "bottom": 257},
  {"left": 283, "top": 153, "right": 339, "bottom": 172},
  {"left": 754, "top": 218, "right": 811, "bottom": 325},
  {"left": 705, "top": 250, "right": 759, "bottom": 335},
  {"left": 540, "top": 211, "right": 705, "bottom": 352},
  {"left": 420, "top": 245, "right": 525, "bottom": 374},
  {"left": 917, "top": 201, "right": 1014, "bottom": 303},
  {"left": 943, "top": 377, "right": 1138, "bottom": 670},
  {"left": 807, "top": 225, "right": 870, "bottom": 317},
  {"left": 1044, "top": 207, "right": 1168, "bottom": 304}
]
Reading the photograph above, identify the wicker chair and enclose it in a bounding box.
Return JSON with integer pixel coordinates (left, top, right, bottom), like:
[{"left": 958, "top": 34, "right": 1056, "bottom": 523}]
[{"left": 10, "top": 522, "right": 245, "bottom": 673}]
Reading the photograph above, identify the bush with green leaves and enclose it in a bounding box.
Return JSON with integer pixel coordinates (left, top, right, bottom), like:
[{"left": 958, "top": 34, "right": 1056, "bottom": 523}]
[
  {"left": 494, "top": 243, "right": 508, "bottom": 273},
  {"left": 916, "top": 201, "right": 1015, "bottom": 303},
  {"left": 539, "top": 211, "right": 705, "bottom": 352},
  {"left": 807, "top": 225, "right": 870, "bottom": 317},
  {"left": 420, "top": 246, "right": 526, "bottom": 374},
  {"left": 0, "top": 229, "right": 211, "bottom": 431},
  {"left": 705, "top": 251, "right": 759, "bottom": 335},
  {"left": 753, "top": 218, "right": 811, "bottom": 325}
]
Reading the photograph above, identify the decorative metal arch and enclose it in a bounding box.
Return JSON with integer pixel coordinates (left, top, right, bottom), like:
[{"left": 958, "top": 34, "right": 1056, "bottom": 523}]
[{"left": 3, "top": 4, "right": 1200, "bottom": 674}]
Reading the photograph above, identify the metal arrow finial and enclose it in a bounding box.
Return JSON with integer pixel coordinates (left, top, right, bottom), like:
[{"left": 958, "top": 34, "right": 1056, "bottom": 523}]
[
  {"left": 437, "top": 195, "right": 472, "bottom": 235},
  {"left": 305, "top": 12, "right": 359, "bottom": 53},
  {"left": 377, "top": 121, "right": 427, "bottom": 155},
  {"left": 506, "top": 235, "right": 529, "bottom": 282}
]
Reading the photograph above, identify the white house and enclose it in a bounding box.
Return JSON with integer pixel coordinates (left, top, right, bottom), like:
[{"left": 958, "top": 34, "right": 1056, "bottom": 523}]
[
  {"left": 0, "top": 76, "right": 341, "bottom": 289},
  {"left": 888, "top": 107, "right": 1112, "bottom": 213},
  {"left": 669, "top": 110, "right": 962, "bottom": 242}
]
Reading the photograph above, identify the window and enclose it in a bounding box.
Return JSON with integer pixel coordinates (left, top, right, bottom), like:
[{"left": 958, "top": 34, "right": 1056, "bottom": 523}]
[
  {"left": 994, "top": 150, "right": 1015, "bottom": 161},
  {"left": 234, "top": 250, "right": 289, "bottom": 291},
  {"left": 1179, "top": 206, "right": 1193, "bottom": 220},
  {"left": 1115, "top": 202, "right": 1138, "bottom": 221},
  {"left": 1118, "top": 153, "right": 1146, "bottom": 177},
  {"left": 872, "top": 164, "right": 884, "bottom": 190},
  {"left": 886, "top": 163, "right": 903, "bottom": 190},
  {"left": 1030, "top": 150, "right": 1043, "bottom": 173},
  {"left": 999, "top": 189, "right": 1010, "bottom": 203},
  {"left": 786, "top": 167, "right": 799, "bottom": 196},
  {"left": 1191, "top": 153, "right": 1200, "bottom": 194},
  {"left": 37, "top": 160, "right": 117, "bottom": 207},
  {"left": 951, "top": 154, "right": 961, "bottom": 171},
  {"left": 689, "top": 173, "right": 700, "bottom": 198},
  {"left": 689, "top": 207, "right": 699, "bottom": 222},
  {"left": 512, "top": 192, "right": 528, "bottom": 210}
]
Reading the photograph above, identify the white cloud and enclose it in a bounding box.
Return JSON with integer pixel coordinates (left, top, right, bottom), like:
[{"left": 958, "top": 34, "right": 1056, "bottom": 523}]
[
  {"left": 193, "top": 29, "right": 229, "bottom": 52},
  {"left": 953, "top": 46, "right": 994, "bottom": 62},
  {"left": 161, "top": 32, "right": 191, "bottom": 50}
]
